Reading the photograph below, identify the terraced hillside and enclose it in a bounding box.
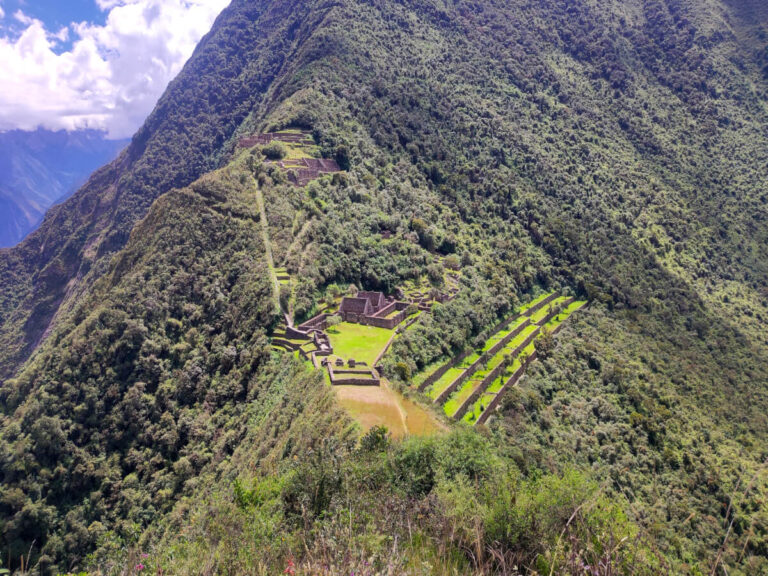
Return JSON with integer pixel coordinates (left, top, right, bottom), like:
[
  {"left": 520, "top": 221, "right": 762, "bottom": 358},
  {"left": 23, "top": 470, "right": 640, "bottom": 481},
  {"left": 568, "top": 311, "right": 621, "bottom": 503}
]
[{"left": 412, "top": 292, "right": 587, "bottom": 425}]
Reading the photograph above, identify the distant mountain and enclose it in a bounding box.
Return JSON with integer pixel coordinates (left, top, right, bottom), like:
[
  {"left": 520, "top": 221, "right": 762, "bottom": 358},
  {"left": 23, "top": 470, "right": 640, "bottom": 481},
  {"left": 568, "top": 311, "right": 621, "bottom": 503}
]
[{"left": 0, "top": 129, "right": 128, "bottom": 247}]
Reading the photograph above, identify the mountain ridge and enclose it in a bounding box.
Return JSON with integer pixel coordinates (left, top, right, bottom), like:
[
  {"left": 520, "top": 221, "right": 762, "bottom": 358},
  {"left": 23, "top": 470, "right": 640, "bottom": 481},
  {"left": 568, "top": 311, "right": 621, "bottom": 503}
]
[
  {"left": 0, "top": 130, "right": 128, "bottom": 248},
  {"left": 1, "top": 0, "right": 767, "bottom": 573}
]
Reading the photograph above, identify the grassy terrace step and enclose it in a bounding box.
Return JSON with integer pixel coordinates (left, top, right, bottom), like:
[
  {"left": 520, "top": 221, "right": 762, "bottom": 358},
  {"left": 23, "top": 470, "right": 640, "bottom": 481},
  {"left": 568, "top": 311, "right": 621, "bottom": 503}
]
[
  {"left": 443, "top": 324, "right": 539, "bottom": 418},
  {"left": 426, "top": 352, "right": 481, "bottom": 400},
  {"left": 484, "top": 324, "right": 539, "bottom": 372},
  {"left": 518, "top": 292, "right": 556, "bottom": 314},
  {"left": 528, "top": 296, "right": 571, "bottom": 325},
  {"left": 480, "top": 317, "right": 527, "bottom": 352},
  {"left": 546, "top": 300, "right": 587, "bottom": 332},
  {"left": 410, "top": 358, "right": 451, "bottom": 390}
]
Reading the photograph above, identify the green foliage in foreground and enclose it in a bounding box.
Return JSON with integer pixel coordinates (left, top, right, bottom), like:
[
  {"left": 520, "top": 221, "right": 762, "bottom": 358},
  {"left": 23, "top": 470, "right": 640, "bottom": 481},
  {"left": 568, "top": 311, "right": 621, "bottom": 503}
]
[{"left": 92, "top": 427, "right": 666, "bottom": 576}]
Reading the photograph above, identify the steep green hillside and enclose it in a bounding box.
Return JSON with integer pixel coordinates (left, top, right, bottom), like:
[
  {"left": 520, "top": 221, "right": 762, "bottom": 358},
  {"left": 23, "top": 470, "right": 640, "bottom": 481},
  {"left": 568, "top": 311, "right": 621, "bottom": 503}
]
[
  {"left": 0, "top": 1, "right": 317, "bottom": 382},
  {"left": 1, "top": 0, "right": 768, "bottom": 574}
]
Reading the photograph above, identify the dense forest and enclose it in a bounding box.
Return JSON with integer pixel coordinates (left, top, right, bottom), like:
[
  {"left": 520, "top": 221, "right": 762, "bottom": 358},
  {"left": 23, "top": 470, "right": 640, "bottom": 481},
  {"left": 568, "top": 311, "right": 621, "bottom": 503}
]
[{"left": 1, "top": 0, "right": 767, "bottom": 574}]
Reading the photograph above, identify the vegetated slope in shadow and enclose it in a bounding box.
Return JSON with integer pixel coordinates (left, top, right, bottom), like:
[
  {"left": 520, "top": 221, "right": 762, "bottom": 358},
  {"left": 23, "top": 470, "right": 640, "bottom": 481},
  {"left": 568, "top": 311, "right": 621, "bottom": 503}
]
[{"left": 0, "top": 0, "right": 326, "bottom": 383}]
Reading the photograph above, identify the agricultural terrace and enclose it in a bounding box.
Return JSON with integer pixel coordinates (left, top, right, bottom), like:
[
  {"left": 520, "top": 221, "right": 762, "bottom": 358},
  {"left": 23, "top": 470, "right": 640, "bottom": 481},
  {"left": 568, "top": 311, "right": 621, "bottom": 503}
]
[
  {"left": 412, "top": 293, "right": 556, "bottom": 392},
  {"left": 443, "top": 323, "right": 539, "bottom": 418},
  {"left": 408, "top": 291, "right": 587, "bottom": 426},
  {"left": 275, "top": 267, "right": 291, "bottom": 286},
  {"left": 518, "top": 292, "right": 555, "bottom": 314},
  {"left": 462, "top": 341, "right": 537, "bottom": 424},
  {"left": 426, "top": 352, "right": 482, "bottom": 400},
  {"left": 463, "top": 300, "right": 587, "bottom": 424},
  {"left": 239, "top": 129, "right": 340, "bottom": 186},
  {"left": 528, "top": 295, "right": 571, "bottom": 325}
]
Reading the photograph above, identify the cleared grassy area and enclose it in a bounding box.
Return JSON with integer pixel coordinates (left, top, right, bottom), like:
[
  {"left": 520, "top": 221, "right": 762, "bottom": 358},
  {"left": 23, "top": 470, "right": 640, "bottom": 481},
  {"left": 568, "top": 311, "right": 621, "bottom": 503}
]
[
  {"left": 410, "top": 358, "right": 449, "bottom": 389},
  {"left": 281, "top": 142, "right": 321, "bottom": 160},
  {"left": 489, "top": 324, "right": 539, "bottom": 367},
  {"left": 426, "top": 351, "right": 481, "bottom": 399},
  {"left": 327, "top": 322, "right": 394, "bottom": 365},
  {"left": 336, "top": 385, "right": 407, "bottom": 437},
  {"left": 427, "top": 367, "right": 465, "bottom": 400},
  {"left": 529, "top": 296, "right": 570, "bottom": 325},
  {"left": 543, "top": 300, "right": 587, "bottom": 330},
  {"left": 444, "top": 377, "right": 483, "bottom": 417},
  {"left": 335, "top": 382, "right": 444, "bottom": 439},
  {"left": 518, "top": 292, "right": 555, "bottom": 314},
  {"left": 480, "top": 317, "right": 527, "bottom": 352}
]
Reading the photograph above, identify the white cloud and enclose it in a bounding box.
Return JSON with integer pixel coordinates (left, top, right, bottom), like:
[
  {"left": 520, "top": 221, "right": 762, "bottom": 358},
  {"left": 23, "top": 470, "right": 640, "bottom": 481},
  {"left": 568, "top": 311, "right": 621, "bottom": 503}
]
[{"left": 0, "top": 0, "right": 230, "bottom": 139}]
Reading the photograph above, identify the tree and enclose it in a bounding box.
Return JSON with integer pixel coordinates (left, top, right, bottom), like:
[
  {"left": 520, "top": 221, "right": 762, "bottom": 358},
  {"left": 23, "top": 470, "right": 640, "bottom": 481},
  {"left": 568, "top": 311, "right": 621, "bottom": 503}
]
[
  {"left": 262, "top": 142, "right": 287, "bottom": 160},
  {"left": 444, "top": 254, "right": 461, "bottom": 271},
  {"left": 326, "top": 315, "right": 342, "bottom": 332}
]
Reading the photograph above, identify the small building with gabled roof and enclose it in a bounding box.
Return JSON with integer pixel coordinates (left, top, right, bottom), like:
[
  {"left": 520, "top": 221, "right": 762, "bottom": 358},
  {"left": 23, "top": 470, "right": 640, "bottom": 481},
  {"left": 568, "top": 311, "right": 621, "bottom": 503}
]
[{"left": 338, "top": 297, "right": 374, "bottom": 323}]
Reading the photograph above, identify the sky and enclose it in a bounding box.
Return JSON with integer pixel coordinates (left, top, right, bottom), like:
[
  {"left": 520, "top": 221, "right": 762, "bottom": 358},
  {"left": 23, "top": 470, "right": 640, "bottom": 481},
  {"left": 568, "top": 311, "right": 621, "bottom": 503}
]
[{"left": 0, "top": 0, "right": 231, "bottom": 139}]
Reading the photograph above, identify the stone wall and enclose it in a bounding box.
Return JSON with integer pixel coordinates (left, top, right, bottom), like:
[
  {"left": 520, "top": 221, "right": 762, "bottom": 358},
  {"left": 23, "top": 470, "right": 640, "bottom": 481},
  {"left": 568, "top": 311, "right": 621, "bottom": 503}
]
[
  {"left": 328, "top": 364, "right": 381, "bottom": 386},
  {"left": 299, "top": 313, "right": 330, "bottom": 332},
  {"left": 272, "top": 338, "right": 300, "bottom": 351},
  {"left": 285, "top": 326, "right": 311, "bottom": 340},
  {"left": 484, "top": 318, "right": 532, "bottom": 358},
  {"left": 418, "top": 348, "right": 473, "bottom": 392},
  {"left": 361, "top": 310, "right": 407, "bottom": 330}
]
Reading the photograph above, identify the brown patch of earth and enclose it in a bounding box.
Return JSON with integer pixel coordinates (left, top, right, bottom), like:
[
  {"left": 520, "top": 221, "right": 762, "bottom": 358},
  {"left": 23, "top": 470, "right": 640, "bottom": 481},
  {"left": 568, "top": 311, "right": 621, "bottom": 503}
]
[{"left": 335, "top": 380, "right": 445, "bottom": 439}]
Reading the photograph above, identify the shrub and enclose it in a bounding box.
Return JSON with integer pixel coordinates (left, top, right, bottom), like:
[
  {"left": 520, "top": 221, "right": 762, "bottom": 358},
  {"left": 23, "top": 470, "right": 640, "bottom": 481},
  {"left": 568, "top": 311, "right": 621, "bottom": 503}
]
[{"left": 262, "top": 142, "right": 287, "bottom": 160}]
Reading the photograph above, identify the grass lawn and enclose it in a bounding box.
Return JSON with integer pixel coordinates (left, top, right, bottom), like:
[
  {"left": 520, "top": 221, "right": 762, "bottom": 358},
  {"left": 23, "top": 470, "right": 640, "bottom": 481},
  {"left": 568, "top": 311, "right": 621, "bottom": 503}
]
[
  {"left": 459, "top": 352, "right": 481, "bottom": 367},
  {"left": 443, "top": 378, "right": 482, "bottom": 417},
  {"left": 411, "top": 358, "right": 450, "bottom": 389},
  {"left": 489, "top": 324, "right": 538, "bottom": 366},
  {"left": 326, "top": 322, "right": 394, "bottom": 365}
]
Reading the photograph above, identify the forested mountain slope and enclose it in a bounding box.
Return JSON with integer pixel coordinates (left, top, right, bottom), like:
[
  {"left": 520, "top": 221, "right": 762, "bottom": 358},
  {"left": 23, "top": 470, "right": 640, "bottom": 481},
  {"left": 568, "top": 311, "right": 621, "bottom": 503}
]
[{"left": 1, "top": 0, "right": 767, "bottom": 574}]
